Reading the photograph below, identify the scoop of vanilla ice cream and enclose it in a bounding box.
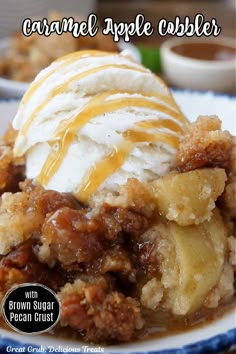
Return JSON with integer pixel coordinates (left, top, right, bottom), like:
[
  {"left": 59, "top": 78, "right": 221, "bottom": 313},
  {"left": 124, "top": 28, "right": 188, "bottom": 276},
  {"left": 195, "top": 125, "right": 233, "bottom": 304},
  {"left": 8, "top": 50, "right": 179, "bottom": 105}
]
[{"left": 13, "top": 50, "right": 187, "bottom": 201}]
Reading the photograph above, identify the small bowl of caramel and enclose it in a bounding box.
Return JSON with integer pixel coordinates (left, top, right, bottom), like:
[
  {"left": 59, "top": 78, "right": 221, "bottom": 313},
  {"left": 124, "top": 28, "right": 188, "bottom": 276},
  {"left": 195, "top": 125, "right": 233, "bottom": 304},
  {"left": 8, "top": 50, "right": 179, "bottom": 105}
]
[{"left": 160, "top": 36, "right": 235, "bottom": 92}]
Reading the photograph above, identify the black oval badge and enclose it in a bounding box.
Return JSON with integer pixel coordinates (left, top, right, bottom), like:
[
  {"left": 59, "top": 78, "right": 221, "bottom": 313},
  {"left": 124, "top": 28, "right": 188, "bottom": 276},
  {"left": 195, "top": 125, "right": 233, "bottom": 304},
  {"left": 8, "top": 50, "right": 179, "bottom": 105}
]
[{"left": 2, "top": 283, "right": 61, "bottom": 334}]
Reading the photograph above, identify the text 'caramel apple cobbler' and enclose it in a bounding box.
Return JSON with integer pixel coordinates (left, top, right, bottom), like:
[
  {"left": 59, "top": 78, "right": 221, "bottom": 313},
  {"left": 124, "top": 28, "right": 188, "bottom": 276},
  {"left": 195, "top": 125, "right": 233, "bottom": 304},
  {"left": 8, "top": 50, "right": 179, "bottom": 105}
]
[{"left": 0, "top": 50, "right": 235, "bottom": 344}]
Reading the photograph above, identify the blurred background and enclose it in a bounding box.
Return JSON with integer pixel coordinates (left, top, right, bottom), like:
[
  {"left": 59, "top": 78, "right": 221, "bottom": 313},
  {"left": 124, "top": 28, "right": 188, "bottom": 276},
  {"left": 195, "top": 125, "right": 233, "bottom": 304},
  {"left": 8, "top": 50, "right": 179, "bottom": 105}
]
[
  {"left": 0, "top": 0, "right": 235, "bottom": 39},
  {"left": 0, "top": 0, "right": 235, "bottom": 97},
  {"left": 0, "top": 0, "right": 95, "bottom": 38},
  {"left": 98, "top": 0, "right": 236, "bottom": 39}
]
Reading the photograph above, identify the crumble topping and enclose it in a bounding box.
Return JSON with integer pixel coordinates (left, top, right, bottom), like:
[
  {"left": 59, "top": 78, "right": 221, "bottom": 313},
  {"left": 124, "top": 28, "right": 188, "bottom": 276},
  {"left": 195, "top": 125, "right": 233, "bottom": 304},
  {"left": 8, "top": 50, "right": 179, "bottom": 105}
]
[
  {"left": 177, "top": 116, "right": 233, "bottom": 172},
  {"left": 228, "top": 236, "right": 236, "bottom": 268},
  {"left": 141, "top": 278, "right": 164, "bottom": 310}
]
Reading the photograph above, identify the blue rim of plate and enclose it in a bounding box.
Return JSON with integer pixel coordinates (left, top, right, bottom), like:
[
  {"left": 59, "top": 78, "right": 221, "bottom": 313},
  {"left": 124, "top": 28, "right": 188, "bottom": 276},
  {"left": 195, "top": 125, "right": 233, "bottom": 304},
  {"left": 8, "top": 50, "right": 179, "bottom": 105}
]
[
  {"left": 0, "top": 328, "right": 235, "bottom": 354},
  {"left": 0, "top": 91, "right": 235, "bottom": 353},
  {"left": 171, "top": 88, "right": 236, "bottom": 100},
  {"left": 0, "top": 89, "right": 235, "bottom": 102}
]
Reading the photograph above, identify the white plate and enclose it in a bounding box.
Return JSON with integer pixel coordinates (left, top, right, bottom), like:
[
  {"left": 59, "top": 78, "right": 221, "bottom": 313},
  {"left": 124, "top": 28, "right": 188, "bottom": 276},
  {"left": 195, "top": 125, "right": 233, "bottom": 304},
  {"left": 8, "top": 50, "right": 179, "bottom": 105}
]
[
  {"left": 0, "top": 37, "right": 29, "bottom": 98},
  {"left": 0, "top": 38, "right": 141, "bottom": 99},
  {"left": 0, "top": 91, "right": 235, "bottom": 353}
]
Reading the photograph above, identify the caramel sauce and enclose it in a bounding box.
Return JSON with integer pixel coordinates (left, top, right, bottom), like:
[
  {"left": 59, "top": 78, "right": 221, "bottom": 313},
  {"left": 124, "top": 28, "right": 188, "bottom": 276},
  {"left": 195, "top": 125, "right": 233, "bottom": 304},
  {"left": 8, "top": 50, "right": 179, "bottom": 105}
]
[
  {"left": 54, "top": 50, "right": 113, "bottom": 63},
  {"left": 171, "top": 42, "right": 236, "bottom": 61},
  {"left": 21, "top": 50, "right": 113, "bottom": 106},
  {"left": 139, "top": 300, "right": 235, "bottom": 342},
  {"left": 137, "top": 118, "right": 185, "bottom": 133},
  {"left": 76, "top": 130, "right": 179, "bottom": 202},
  {"left": 122, "top": 129, "right": 179, "bottom": 145},
  {"left": 37, "top": 92, "right": 184, "bottom": 196},
  {"left": 48, "top": 299, "right": 235, "bottom": 344},
  {"left": 76, "top": 141, "right": 133, "bottom": 202},
  {"left": 21, "top": 64, "right": 148, "bottom": 137}
]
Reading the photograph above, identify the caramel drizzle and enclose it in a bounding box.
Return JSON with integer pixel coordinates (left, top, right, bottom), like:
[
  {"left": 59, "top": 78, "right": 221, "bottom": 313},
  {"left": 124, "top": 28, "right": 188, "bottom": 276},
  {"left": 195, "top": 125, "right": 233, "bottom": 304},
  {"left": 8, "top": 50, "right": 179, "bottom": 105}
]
[
  {"left": 136, "top": 118, "right": 185, "bottom": 133},
  {"left": 21, "top": 50, "right": 114, "bottom": 106},
  {"left": 75, "top": 130, "right": 179, "bottom": 202},
  {"left": 121, "top": 92, "right": 187, "bottom": 121},
  {"left": 37, "top": 92, "right": 184, "bottom": 191},
  {"left": 20, "top": 64, "right": 149, "bottom": 138}
]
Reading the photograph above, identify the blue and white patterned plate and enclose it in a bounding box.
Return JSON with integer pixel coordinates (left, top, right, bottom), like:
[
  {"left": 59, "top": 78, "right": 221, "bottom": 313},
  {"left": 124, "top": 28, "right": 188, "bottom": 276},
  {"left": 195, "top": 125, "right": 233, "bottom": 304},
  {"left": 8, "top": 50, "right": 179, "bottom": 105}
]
[{"left": 0, "top": 91, "right": 235, "bottom": 354}]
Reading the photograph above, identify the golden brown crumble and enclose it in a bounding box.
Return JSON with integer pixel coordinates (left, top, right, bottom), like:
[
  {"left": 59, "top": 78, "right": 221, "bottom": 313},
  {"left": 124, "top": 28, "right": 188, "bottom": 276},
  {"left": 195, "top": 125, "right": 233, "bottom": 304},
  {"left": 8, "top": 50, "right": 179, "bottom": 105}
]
[
  {"left": 228, "top": 236, "right": 236, "bottom": 269},
  {"left": 59, "top": 279, "right": 143, "bottom": 343},
  {"left": 177, "top": 116, "right": 233, "bottom": 172},
  {"left": 0, "top": 125, "right": 25, "bottom": 194},
  {"left": 221, "top": 176, "right": 236, "bottom": 220}
]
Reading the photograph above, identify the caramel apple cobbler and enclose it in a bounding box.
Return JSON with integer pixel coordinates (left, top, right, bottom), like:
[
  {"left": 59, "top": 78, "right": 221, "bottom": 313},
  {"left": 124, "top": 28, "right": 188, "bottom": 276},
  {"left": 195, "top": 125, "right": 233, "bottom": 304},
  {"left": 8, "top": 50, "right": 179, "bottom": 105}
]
[{"left": 0, "top": 50, "right": 235, "bottom": 344}]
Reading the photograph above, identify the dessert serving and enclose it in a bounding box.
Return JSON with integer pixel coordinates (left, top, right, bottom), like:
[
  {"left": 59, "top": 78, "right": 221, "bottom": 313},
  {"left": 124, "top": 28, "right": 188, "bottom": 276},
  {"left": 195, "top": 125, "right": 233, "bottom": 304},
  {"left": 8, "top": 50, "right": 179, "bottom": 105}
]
[{"left": 0, "top": 50, "right": 235, "bottom": 344}]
